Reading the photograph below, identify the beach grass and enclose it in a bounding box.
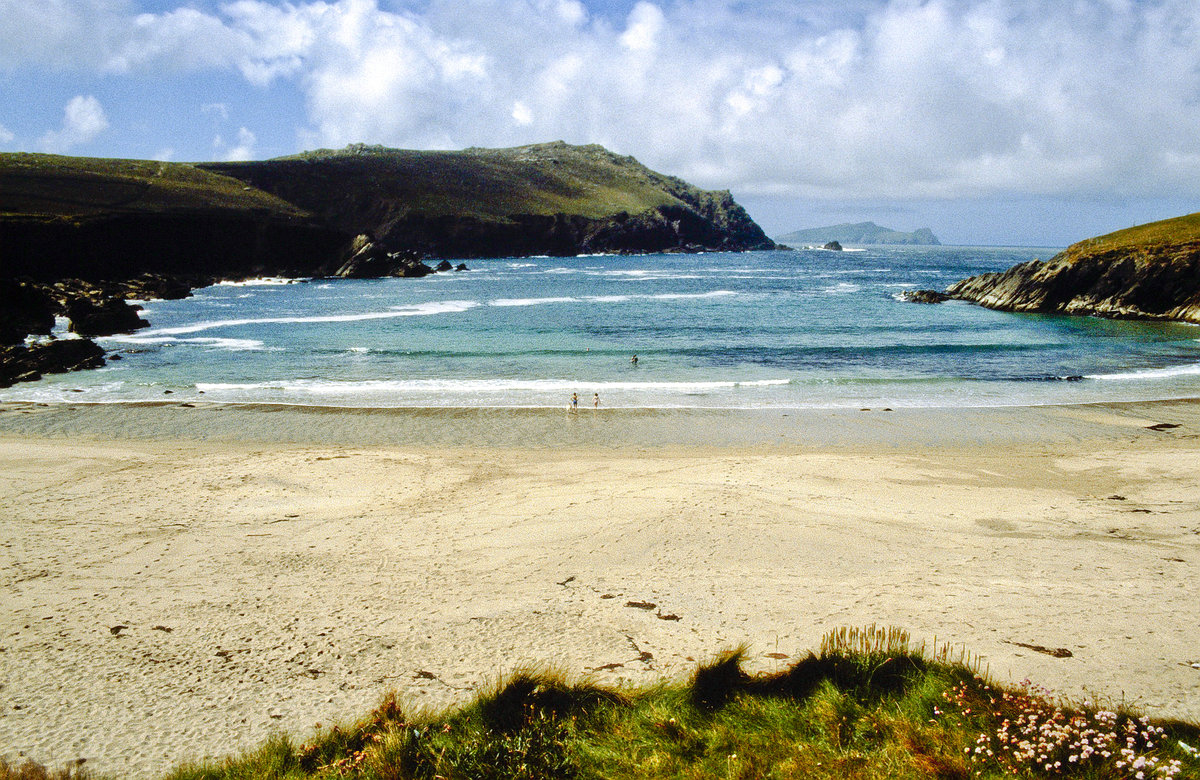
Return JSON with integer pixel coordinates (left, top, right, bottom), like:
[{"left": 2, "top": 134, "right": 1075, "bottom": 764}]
[{"left": 9, "top": 626, "right": 1196, "bottom": 780}]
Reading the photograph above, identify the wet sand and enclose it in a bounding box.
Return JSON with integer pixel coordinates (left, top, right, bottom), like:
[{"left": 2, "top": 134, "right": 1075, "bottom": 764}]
[{"left": 1, "top": 400, "right": 1199, "bottom": 776}]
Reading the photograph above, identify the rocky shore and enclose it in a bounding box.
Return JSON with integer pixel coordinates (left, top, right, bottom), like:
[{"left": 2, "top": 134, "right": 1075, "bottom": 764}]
[
  {"left": 0, "top": 274, "right": 190, "bottom": 388},
  {"left": 1, "top": 141, "right": 774, "bottom": 388},
  {"left": 0, "top": 258, "right": 474, "bottom": 388},
  {"left": 903, "top": 212, "right": 1200, "bottom": 324},
  {"left": 944, "top": 246, "right": 1200, "bottom": 323}
]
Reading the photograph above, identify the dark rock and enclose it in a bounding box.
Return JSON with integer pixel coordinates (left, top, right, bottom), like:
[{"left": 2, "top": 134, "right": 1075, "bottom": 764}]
[
  {"left": 899, "top": 289, "right": 950, "bottom": 304},
  {"left": 392, "top": 254, "right": 434, "bottom": 277},
  {"left": 434, "top": 260, "right": 454, "bottom": 272},
  {"left": 455, "top": 263, "right": 469, "bottom": 271},
  {"left": 822, "top": 241, "right": 843, "bottom": 251},
  {"left": 333, "top": 242, "right": 433, "bottom": 278},
  {"left": 66, "top": 296, "right": 149, "bottom": 337},
  {"left": 0, "top": 279, "right": 56, "bottom": 344},
  {"left": 120, "top": 273, "right": 196, "bottom": 301},
  {"left": 0, "top": 339, "right": 106, "bottom": 388}
]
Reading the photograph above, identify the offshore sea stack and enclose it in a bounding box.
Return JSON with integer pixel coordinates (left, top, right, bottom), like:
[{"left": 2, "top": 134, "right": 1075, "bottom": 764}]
[{"left": 946, "top": 213, "right": 1200, "bottom": 324}]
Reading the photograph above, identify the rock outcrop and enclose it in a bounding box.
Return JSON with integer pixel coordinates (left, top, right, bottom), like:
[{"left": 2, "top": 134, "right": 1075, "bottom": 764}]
[
  {"left": 897, "top": 289, "right": 950, "bottom": 304},
  {"left": 945, "top": 214, "right": 1200, "bottom": 323},
  {"left": 0, "top": 339, "right": 106, "bottom": 388},
  {"left": 65, "top": 296, "right": 149, "bottom": 337},
  {"left": 333, "top": 241, "right": 433, "bottom": 278},
  {"left": 0, "top": 279, "right": 56, "bottom": 344}
]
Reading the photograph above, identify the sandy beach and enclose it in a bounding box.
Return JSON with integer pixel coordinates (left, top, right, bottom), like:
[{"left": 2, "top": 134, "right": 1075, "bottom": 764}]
[{"left": 2, "top": 399, "right": 1199, "bottom": 777}]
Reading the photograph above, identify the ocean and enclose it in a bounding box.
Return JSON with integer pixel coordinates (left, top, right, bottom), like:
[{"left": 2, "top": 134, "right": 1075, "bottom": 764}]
[{"left": 5, "top": 246, "right": 1200, "bottom": 410}]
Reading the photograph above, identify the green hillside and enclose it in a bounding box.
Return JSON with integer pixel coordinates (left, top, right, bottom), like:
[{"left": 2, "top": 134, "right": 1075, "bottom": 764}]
[
  {"left": 0, "top": 153, "right": 310, "bottom": 220},
  {"left": 203, "top": 141, "right": 740, "bottom": 229},
  {"left": 1064, "top": 211, "right": 1200, "bottom": 259}
]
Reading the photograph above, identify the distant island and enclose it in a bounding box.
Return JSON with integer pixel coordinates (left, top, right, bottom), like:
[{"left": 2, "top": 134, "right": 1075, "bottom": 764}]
[
  {"left": 777, "top": 222, "right": 941, "bottom": 246},
  {"left": 0, "top": 141, "right": 774, "bottom": 386},
  {"left": 903, "top": 212, "right": 1200, "bottom": 324}
]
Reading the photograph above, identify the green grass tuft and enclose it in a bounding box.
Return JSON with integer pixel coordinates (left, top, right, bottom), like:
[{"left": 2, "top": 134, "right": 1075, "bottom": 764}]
[{"left": 12, "top": 626, "right": 1199, "bottom": 779}]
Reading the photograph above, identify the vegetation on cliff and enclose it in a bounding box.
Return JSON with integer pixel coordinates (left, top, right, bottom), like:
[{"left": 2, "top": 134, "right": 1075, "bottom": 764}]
[
  {"left": 945, "top": 212, "right": 1200, "bottom": 323},
  {"left": 0, "top": 152, "right": 349, "bottom": 283},
  {"left": 0, "top": 153, "right": 309, "bottom": 219},
  {"left": 202, "top": 141, "right": 775, "bottom": 257}
]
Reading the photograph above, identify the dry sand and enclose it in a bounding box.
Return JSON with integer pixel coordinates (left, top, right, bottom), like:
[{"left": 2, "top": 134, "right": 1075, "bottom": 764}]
[{"left": 1, "top": 400, "right": 1199, "bottom": 777}]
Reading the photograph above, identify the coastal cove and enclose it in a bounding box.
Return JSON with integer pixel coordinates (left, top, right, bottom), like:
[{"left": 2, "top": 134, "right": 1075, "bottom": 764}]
[
  {"left": 5, "top": 247, "right": 1200, "bottom": 411},
  {"left": 2, "top": 398, "right": 1199, "bottom": 777}
]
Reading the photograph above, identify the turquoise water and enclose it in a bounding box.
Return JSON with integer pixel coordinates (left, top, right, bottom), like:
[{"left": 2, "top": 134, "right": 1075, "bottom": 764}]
[{"left": 6, "top": 247, "right": 1200, "bottom": 409}]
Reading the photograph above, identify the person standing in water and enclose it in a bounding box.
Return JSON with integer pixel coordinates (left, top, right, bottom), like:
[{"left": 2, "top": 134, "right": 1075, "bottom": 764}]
[
  {"left": 593, "top": 393, "right": 600, "bottom": 408},
  {"left": 630, "top": 354, "right": 638, "bottom": 365},
  {"left": 569, "top": 392, "right": 579, "bottom": 414}
]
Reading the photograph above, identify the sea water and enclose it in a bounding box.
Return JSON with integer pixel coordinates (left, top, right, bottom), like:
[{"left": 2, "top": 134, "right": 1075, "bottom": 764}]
[{"left": 5, "top": 247, "right": 1200, "bottom": 409}]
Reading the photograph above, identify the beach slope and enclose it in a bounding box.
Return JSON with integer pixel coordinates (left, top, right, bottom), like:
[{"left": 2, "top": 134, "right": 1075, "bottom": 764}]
[{"left": 1, "top": 402, "right": 1198, "bottom": 777}]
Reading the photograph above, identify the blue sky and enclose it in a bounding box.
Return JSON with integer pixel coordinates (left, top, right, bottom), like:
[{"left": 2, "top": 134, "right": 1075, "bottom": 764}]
[{"left": 2, "top": 0, "right": 1199, "bottom": 246}]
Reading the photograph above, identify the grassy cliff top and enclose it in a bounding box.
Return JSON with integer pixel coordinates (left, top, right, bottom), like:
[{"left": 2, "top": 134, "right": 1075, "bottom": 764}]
[
  {"left": 202, "top": 141, "right": 725, "bottom": 224},
  {"left": 1063, "top": 211, "right": 1200, "bottom": 261},
  {"left": 0, "top": 153, "right": 311, "bottom": 220}
]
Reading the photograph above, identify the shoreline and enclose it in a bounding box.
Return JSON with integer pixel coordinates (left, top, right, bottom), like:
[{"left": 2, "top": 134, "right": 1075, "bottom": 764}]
[
  {"left": 4, "top": 396, "right": 1200, "bottom": 449},
  {"left": 2, "top": 400, "right": 1199, "bottom": 776}
]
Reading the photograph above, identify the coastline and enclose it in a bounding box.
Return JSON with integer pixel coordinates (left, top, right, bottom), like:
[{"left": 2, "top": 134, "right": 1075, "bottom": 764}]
[
  {"left": 2, "top": 399, "right": 1199, "bottom": 776},
  {"left": 4, "top": 396, "right": 1200, "bottom": 449}
]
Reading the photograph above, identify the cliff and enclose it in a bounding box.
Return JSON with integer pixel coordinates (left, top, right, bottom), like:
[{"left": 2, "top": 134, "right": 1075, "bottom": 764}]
[
  {"left": 777, "top": 222, "right": 940, "bottom": 246},
  {"left": 946, "top": 213, "right": 1200, "bottom": 324},
  {"left": 201, "top": 141, "right": 774, "bottom": 257}
]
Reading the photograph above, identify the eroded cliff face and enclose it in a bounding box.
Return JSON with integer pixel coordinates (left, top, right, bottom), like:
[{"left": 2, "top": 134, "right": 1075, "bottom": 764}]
[
  {"left": 947, "top": 241, "right": 1200, "bottom": 324},
  {"left": 370, "top": 202, "right": 772, "bottom": 258}
]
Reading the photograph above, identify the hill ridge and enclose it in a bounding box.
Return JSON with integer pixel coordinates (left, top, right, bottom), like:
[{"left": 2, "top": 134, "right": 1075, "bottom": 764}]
[{"left": 777, "top": 221, "right": 940, "bottom": 246}]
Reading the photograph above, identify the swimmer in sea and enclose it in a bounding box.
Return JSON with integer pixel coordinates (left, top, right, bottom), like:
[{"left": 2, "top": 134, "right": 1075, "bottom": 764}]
[{"left": 631, "top": 354, "right": 638, "bottom": 365}]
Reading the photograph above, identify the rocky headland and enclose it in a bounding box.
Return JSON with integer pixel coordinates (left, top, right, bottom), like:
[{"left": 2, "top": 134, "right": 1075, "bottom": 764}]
[
  {"left": 201, "top": 141, "right": 774, "bottom": 258},
  {"left": 940, "top": 213, "right": 1200, "bottom": 324},
  {"left": 0, "top": 142, "right": 773, "bottom": 387}
]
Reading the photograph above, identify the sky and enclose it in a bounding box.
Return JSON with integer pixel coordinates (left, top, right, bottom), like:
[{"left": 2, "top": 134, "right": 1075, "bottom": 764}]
[{"left": 2, "top": 0, "right": 1199, "bottom": 246}]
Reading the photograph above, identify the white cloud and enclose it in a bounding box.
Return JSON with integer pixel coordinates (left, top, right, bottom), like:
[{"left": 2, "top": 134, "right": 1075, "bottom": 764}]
[
  {"left": 7, "top": 0, "right": 1200, "bottom": 203},
  {"left": 215, "top": 126, "right": 257, "bottom": 161},
  {"left": 39, "top": 95, "right": 109, "bottom": 153},
  {"left": 619, "top": 2, "right": 665, "bottom": 52},
  {"left": 0, "top": 122, "right": 14, "bottom": 144}
]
